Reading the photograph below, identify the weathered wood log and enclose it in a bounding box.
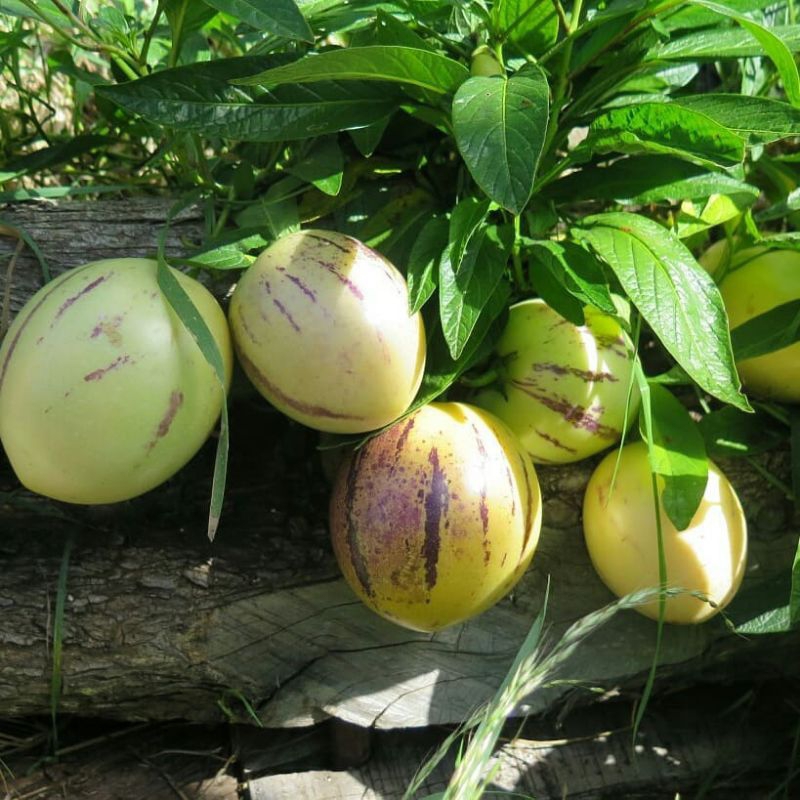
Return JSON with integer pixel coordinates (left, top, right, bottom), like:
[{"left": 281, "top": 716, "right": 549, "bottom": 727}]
[{"left": 1, "top": 199, "right": 798, "bottom": 730}]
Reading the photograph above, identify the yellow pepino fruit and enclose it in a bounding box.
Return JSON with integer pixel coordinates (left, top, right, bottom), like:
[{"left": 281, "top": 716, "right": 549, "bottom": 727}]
[
  {"left": 474, "top": 298, "right": 639, "bottom": 464},
  {"left": 228, "top": 229, "right": 426, "bottom": 433},
  {"left": 582, "top": 442, "right": 748, "bottom": 624},
  {"left": 0, "top": 258, "right": 232, "bottom": 504},
  {"left": 329, "top": 402, "right": 542, "bottom": 632}
]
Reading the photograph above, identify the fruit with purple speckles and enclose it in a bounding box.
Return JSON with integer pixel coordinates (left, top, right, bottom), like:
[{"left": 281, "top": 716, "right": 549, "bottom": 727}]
[
  {"left": 228, "top": 229, "right": 426, "bottom": 433},
  {"left": 700, "top": 242, "right": 800, "bottom": 403},
  {"left": 582, "top": 442, "right": 747, "bottom": 624},
  {"left": 329, "top": 402, "right": 542, "bottom": 631},
  {"left": 473, "top": 299, "right": 639, "bottom": 464},
  {"left": 0, "top": 258, "right": 232, "bottom": 504}
]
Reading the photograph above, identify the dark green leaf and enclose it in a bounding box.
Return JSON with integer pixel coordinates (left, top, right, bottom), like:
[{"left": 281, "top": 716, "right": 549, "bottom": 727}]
[
  {"left": 204, "top": 0, "right": 313, "bottom": 41},
  {"left": 687, "top": 0, "right": 800, "bottom": 106},
  {"left": 413, "top": 279, "right": 511, "bottom": 409},
  {"left": 97, "top": 57, "right": 401, "bottom": 141},
  {"left": 579, "top": 103, "right": 745, "bottom": 168},
  {"left": 652, "top": 23, "right": 800, "bottom": 60},
  {"left": 547, "top": 156, "right": 760, "bottom": 204},
  {"left": 644, "top": 384, "right": 708, "bottom": 531},
  {"left": 407, "top": 216, "right": 448, "bottom": 314},
  {"left": 287, "top": 137, "right": 343, "bottom": 196},
  {"left": 792, "top": 409, "right": 800, "bottom": 516},
  {"left": 730, "top": 300, "right": 800, "bottom": 360},
  {"left": 439, "top": 224, "right": 512, "bottom": 360},
  {"left": 0, "top": 135, "right": 110, "bottom": 179},
  {"left": 699, "top": 406, "right": 786, "bottom": 458},
  {"left": 790, "top": 535, "right": 800, "bottom": 625},
  {"left": 675, "top": 94, "right": 800, "bottom": 144},
  {"left": 528, "top": 255, "right": 586, "bottom": 325},
  {"left": 574, "top": 212, "right": 749, "bottom": 411},
  {"left": 525, "top": 239, "right": 617, "bottom": 317},
  {"left": 728, "top": 574, "right": 792, "bottom": 634},
  {"left": 452, "top": 64, "right": 549, "bottom": 214},
  {"left": 491, "top": 0, "right": 558, "bottom": 56},
  {"left": 349, "top": 115, "right": 391, "bottom": 156},
  {"left": 447, "top": 198, "right": 491, "bottom": 276},
  {"left": 374, "top": 10, "right": 434, "bottom": 50},
  {"left": 233, "top": 46, "right": 469, "bottom": 95},
  {"left": 164, "top": 0, "right": 218, "bottom": 62}
]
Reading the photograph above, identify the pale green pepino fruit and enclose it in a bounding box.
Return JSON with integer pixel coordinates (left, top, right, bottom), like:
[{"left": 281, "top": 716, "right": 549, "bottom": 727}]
[
  {"left": 474, "top": 298, "right": 639, "bottom": 464},
  {"left": 0, "top": 258, "right": 232, "bottom": 504},
  {"left": 228, "top": 229, "right": 426, "bottom": 433}
]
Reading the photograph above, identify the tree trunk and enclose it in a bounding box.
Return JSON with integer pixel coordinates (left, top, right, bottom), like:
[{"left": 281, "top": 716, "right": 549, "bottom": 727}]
[{"left": 1, "top": 199, "right": 798, "bottom": 729}]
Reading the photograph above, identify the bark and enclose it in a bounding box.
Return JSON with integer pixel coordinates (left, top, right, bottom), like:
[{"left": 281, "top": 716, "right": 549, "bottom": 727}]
[{"left": 0, "top": 199, "right": 798, "bottom": 730}]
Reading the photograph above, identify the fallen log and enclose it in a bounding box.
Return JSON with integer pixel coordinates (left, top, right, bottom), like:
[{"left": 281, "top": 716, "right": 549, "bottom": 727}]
[{"left": 1, "top": 199, "right": 798, "bottom": 729}]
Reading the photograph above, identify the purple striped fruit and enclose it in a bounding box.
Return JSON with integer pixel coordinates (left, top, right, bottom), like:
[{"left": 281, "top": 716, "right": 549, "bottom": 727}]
[
  {"left": 0, "top": 258, "right": 232, "bottom": 504},
  {"left": 474, "top": 299, "right": 639, "bottom": 464},
  {"left": 228, "top": 230, "right": 426, "bottom": 433},
  {"left": 583, "top": 442, "right": 747, "bottom": 624},
  {"left": 701, "top": 243, "right": 800, "bottom": 403},
  {"left": 330, "top": 402, "right": 542, "bottom": 632}
]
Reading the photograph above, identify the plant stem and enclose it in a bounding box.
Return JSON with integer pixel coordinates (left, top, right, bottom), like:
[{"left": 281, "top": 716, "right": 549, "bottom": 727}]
[
  {"left": 511, "top": 213, "right": 525, "bottom": 289},
  {"left": 140, "top": 0, "right": 166, "bottom": 67}
]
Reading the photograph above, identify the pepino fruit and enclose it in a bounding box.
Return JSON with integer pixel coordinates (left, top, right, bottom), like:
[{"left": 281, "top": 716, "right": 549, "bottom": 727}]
[
  {"left": 701, "top": 242, "right": 800, "bottom": 403},
  {"left": 583, "top": 442, "right": 747, "bottom": 624},
  {"left": 330, "top": 402, "right": 542, "bottom": 632},
  {"left": 0, "top": 258, "right": 232, "bottom": 504},
  {"left": 474, "top": 298, "right": 639, "bottom": 464},
  {"left": 229, "top": 230, "right": 426, "bottom": 433}
]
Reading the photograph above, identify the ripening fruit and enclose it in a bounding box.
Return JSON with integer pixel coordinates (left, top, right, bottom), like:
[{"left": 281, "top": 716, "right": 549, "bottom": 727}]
[
  {"left": 583, "top": 442, "right": 748, "bottom": 624},
  {"left": 229, "top": 230, "right": 426, "bottom": 433},
  {"left": 0, "top": 258, "right": 232, "bottom": 504},
  {"left": 330, "top": 402, "right": 542, "bottom": 632},
  {"left": 474, "top": 299, "right": 639, "bottom": 464},
  {"left": 701, "top": 242, "right": 800, "bottom": 403}
]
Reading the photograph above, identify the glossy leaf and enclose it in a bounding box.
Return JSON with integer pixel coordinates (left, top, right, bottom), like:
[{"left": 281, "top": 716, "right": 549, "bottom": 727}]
[
  {"left": 730, "top": 300, "right": 800, "bottom": 360},
  {"left": 644, "top": 384, "right": 708, "bottom": 531},
  {"left": 98, "top": 57, "right": 401, "bottom": 141},
  {"left": 447, "top": 198, "right": 491, "bottom": 276},
  {"left": 287, "top": 137, "right": 343, "bottom": 196},
  {"left": 652, "top": 23, "right": 800, "bottom": 60},
  {"left": 233, "top": 46, "right": 469, "bottom": 95},
  {"left": 407, "top": 216, "right": 448, "bottom": 314},
  {"left": 547, "top": 156, "right": 760, "bottom": 204},
  {"left": 574, "top": 212, "right": 749, "bottom": 411},
  {"left": 439, "top": 224, "right": 512, "bottom": 360},
  {"left": 688, "top": 0, "right": 800, "bottom": 106},
  {"left": 491, "top": 0, "right": 558, "bottom": 56},
  {"left": 674, "top": 94, "right": 800, "bottom": 144},
  {"left": 452, "top": 64, "right": 549, "bottom": 214},
  {"left": 204, "top": 0, "right": 313, "bottom": 41},
  {"left": 580, "top": 103, "right": 745, "bottom": 168}
]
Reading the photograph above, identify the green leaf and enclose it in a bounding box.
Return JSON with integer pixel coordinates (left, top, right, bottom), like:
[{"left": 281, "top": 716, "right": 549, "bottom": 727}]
[
  {"left": 525, "top": 239, "right": 617, "bottom": 318},
  {"left": 204, "top": 0, "right": 313, "bottom": 41},
  {"left": 792, "top": 409, "right": 800, "bottom": 516},
  {"left": 439, "top": 224, "right": 512, "bottom": 360},
  {"left": 452, "top": 64, "right": 549, "bottom": 214},
  {"left": 790, "top": 538, "right": 800, "bottom": 625},
  {"left": 491, "top": 0, "right": 559, "bottom": 56},
  {"left": 573, "top": 212, "right": 749, "bottom": 411},
  {"left": 407, "top": 215, "right": 448, "bottom": 314},
  {"left": 699, "top": 406, "right": 786, "bottom": 458},
  {"left": 287, "top": 137, "right": 343, "bottom": 196},
  {"left": 349, "top": 115, "right": 391, "bottom": 156},
  {"left": 0, "top": 0, "right": 69, "bottom": 26},
  {"left": 174, "top": 244, "right": 256, "bottom": 271},
  {"left": 729, "top": 575, "right": 792, "bottom": 634},
  {"left": 652, "top": 23, "right": 800, "bottom": 60},
  {"left": 687, "top": 0, "right": 800, "bottom": 106},
  {"left": 0, "top": 135, "right": 110, "bottom": 179},
  {"left": 97, "top": 57, "right": 401, "bottom": 141},
  {"left": 547, "top": 156, "right": 760, "bottom": 205},
  {"left": 374, "top": 9, "right": 434, "bottom": 50},
  {"left": 730, "top": 300, "right": 800, "bottom": 360},
  {"left": 644, "top": 384, "right": 708, "bottom": 531},
  {"left": 232, "top": 46, "right": 469, "bottom": 96},
  {"left": 446, "top": 197, "right": 491, "bottom": 276},
  {"left": 675, "top": 94, "right": 800, "bottom": 144},
  {"left": 579, "top": 103, "right": 745, "bottom": 168},
  {"left": 164, "top": 0, "right": 218, "bottom": 63}
]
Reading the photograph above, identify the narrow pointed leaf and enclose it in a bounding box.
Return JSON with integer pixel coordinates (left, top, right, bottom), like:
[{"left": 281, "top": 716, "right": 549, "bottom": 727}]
[
  {"left": 204, "top": 0, "right": 313, "bottom": 41},
  {"left": 452, "top": 64, "right": 549, "bottom": 213},
  {"left": 573, "top": 212, "right": 749, "bottom": 411},
  {"left": 233, "top": 46, "right": 469, "bottom": 95}
]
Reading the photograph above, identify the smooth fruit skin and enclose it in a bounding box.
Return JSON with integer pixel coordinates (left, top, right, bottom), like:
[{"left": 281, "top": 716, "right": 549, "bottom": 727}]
[
  {"left": 0, "top": 258, "right": 232, "bottom": 504},
  {"left": 229, "top": 230, "right": 426, "bottom": 433},
  {"left": 714, "top": 247, "right": 800, "bottom": 403},
  {"left": 583, "top": 442, "right": 747, "bottom": 624},
  {"left": 474, "top": 299, "right": 639, "bottom": 464},
  {"left": 329, "top": 402, "right": 542, "bottom": 632}
]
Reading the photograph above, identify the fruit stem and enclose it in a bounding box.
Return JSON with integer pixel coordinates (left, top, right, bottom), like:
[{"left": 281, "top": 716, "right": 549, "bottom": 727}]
[{"left": 459, "top": 368, "right": 500, "bottom": 389}]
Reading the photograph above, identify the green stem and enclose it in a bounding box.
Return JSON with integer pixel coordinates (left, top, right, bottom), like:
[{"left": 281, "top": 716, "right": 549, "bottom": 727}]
[
  {"left": 511, "top": 213, "right": 525, "bottom": 289},
  {"left": 140, "top": 0, "right": 166, "bottom": 67},
  {"left": 459, "top": 368, "right": 500, "bottom": 389},
  {"left": 212, "top": 184, "right": 237, "bottom": 238}
]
